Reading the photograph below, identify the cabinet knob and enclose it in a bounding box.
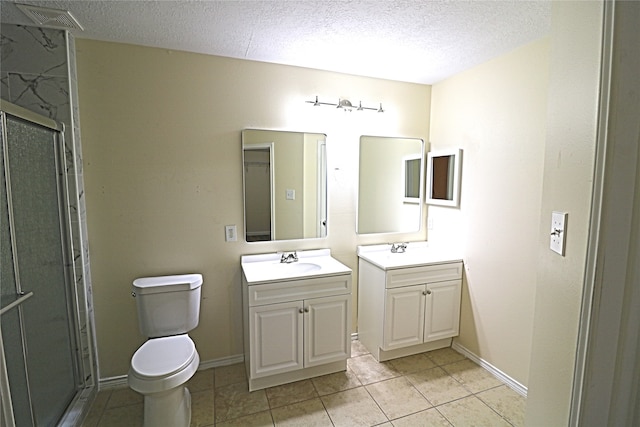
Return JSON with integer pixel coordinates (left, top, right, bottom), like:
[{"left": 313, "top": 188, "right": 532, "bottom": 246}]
[
  {"left": 304, "top": 307, "right": 309, "bottom": 313},
  {"left": 422, "top": 291, "right": 427, "bottom": 295},
  {"left": 299, "top": 308, "right": 304, "bottom": 314},
  {"left": 426, "top": 290, "right": 432, "bottom": 295}
]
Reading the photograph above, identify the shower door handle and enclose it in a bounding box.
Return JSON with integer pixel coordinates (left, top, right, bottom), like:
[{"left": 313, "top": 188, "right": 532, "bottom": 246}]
[{"left": 0, "top": 291, "right": 34, "bottom": 316}]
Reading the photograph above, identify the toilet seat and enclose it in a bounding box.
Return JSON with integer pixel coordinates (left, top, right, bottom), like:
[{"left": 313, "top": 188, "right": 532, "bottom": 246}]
[
  {"left": 128, "top": 334, "right": 199, "bottom": 394},
  {"left": 131, "top": 335, "right": 196, "bottom": 379}
]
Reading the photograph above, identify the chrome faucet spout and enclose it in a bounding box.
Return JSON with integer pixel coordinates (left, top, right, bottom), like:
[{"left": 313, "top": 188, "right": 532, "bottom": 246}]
[
  {"left": 391, "top": 242, "right": 408, "bottom": 253},
  {"left": 280, "top": 251, "right": 299, "bottom": 263}
]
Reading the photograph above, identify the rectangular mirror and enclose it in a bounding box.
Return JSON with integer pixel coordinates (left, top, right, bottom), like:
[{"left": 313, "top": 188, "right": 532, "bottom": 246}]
[
  {"left": 242, "top": 129, "right": 327, "bottom": 242},
  {"left": 357, "top": 136, "right": 424, "bottom": 234},
  {"left": 425, "top": 148, "right": 462, "bottom": 208}
]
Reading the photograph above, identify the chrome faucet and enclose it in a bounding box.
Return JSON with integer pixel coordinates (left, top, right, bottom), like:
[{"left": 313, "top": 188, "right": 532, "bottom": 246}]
[
  {"left": 280, "top": 251, "right": 298, "bottom": 263},
  {"left": 391, "top": 242, "right": 408, "bottom": 253}
]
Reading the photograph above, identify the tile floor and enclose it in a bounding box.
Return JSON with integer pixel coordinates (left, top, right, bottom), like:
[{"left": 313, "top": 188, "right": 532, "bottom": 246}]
[{"left": 82, "top": 342, "right": 525, "bottom": 427}]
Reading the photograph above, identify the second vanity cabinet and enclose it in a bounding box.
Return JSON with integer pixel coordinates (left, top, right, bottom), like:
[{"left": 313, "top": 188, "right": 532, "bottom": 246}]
[
  {"left": 241, "top": 250, "right": 352, "bottom": 391},
  {"left": 358, "top": 244, "right": 463, "bottom": 361}
]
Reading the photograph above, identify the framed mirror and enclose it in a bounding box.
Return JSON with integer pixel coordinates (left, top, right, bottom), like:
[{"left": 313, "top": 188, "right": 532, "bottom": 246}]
[
  {"left": 425, "top": 148, "right": 462, "bottom": 208},
  {"left": 242, "top": 129, "right": 327, "bottom": 242},
  {"left": 357, "top": 136, "right": 424, "bottom": 234}
]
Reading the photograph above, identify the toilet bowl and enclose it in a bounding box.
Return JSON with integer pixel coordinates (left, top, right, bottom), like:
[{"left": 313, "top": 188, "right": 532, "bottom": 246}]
[
  {"left": 127, "top": 273, "right": 203, "bottom": 427},
  {"left": 128, "top": 335, "right": 200, "bottom": 427}
]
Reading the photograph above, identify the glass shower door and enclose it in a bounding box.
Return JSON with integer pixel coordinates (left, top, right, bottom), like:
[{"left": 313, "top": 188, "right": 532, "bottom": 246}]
[{"left": 1, "top": 111, "right": 79, "bottom": 426}]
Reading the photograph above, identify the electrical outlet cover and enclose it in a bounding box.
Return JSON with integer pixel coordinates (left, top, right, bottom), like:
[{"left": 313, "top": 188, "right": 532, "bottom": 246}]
[{"left": 550, "top": 211, "right": 567, "bottom": 255}]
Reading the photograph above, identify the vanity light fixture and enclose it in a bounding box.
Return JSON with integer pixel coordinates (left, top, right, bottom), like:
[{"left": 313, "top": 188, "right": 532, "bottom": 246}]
[{"left": 306, "top": 96, "right": 384, "bottom": 113}]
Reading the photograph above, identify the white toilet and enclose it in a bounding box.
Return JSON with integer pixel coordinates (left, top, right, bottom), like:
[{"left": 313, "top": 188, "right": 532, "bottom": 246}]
[{"left": 128, "top": 274, "right": 202, "bottom": 427}]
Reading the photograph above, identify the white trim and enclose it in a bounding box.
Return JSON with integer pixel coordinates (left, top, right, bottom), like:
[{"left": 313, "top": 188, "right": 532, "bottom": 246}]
[
  {"left": 451, "top": 341, "right": 528, "bottom": 397},
  {"left": 570, "top": 0, "right": 614, "bottom": 423},
  {"left": 98, "top": 354, "right": 245, "bottom": 390}
]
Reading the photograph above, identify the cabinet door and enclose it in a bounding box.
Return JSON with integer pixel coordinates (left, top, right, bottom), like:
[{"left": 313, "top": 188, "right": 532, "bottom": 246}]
[
  {"left": 383, "top": 285, "right": 425, "bottom": 350},
  {"left": 424, "top": 279, "right": 462, "bottom": 342},
  {"left": 304, "top": 294, "right": 351, "bottom": 367},
  {"left": 249, "top": 301, "right": 303, "bottom": 378}
]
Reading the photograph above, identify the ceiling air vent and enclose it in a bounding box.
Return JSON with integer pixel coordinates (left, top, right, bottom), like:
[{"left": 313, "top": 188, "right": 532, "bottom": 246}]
[{"left": 16, "top": 3, "right": 84, "bottom": 31}]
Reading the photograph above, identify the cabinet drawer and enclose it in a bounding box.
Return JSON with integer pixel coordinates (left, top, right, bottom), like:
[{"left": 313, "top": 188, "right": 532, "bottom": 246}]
[
  {"left": 248, "top": 274, "right": 352, "bottom": 306},
  {"left": 386, "top": 262, "right": 462, "bottom": 288}
]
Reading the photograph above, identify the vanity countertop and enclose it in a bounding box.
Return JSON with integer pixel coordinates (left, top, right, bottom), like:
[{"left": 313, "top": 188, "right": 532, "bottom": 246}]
[
  {"left": 357, "top": 242, "right": 462, "bottom": 270},
  {"left": 241, "top": 249, "right": 352, "bottom": 284}
]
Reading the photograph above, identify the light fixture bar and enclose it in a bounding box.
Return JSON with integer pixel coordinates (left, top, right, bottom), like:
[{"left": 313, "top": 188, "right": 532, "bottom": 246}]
[{"left": 306, "top": 96, "right": 384, "bottom": 112}]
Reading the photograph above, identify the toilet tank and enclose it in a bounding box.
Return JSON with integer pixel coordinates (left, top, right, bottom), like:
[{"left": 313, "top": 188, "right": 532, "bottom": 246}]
[{"left": 132, "top": 274, "right": 202, "bottom": 338}]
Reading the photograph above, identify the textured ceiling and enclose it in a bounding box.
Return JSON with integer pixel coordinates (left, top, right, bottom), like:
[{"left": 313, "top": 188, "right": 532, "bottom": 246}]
[{"left": 0, "top": 0, "right": 551, "bottom": 84}]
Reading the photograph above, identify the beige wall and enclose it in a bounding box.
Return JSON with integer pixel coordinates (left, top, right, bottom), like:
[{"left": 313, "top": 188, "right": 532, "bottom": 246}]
[
  {"left": 429, "top": 38, "right": 550, "bottom": 387},
  {"left": 76, "top": 40, "right": 430, "bottom": 377},
  {"left": 526, "top": 1, "right": 603, "bottom": 424}
]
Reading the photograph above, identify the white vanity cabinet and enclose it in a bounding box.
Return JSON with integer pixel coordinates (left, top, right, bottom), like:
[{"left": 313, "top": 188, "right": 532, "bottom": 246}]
[
  {"left": 357, "top": 244, "right": 462, "bottom": 362},
  {"left": 241, "top": 250, "right": 352, "bottom": 391}
]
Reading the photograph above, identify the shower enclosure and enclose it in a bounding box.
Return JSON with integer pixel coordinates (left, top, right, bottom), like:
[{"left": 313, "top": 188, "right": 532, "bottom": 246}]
[{"left": 1, "top": 102, "right": 90, "bottom": 426}]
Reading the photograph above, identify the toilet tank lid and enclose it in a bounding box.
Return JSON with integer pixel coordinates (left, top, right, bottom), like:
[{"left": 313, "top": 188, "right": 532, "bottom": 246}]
[{"left": 132, "top": 274, "right": 202, "bottom": 294}]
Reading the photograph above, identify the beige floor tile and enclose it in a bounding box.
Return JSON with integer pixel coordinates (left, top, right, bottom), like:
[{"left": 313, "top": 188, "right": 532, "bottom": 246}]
[
  {"left": 388, "top": 353, "right": 437, "bottom": 375},
  {"left": 391, "top": 407, "right": 453, "bottom": 427},
  {"left": 214, "top": 382, "right": 269, "bottom": 423},
  {"left": 442, "top": 359, "right": 502, "bottom": 393},
  {"left": 190, "top": 389, "right": 215, "bottom": 427},
  {"left": 425, "top": 348, "right": 466, "bottom": 366},
  {"left": 477, "top": 385, "right": 525, "bottom": 427},
  {"left": 188, "top": 368, "right": 214, "bottom": 392},
  {"left": 311, "top": 368, "right": 362, "bottom": 396},
  {"left": 215, "top": 410, "right": 274, "bottom": 427},
  {"left": 366, "top": 376, "right": 432, "bottom": 420},
  {"left": 106, "top": 387, "right": 143, "bottom": 408},
  {"left": 406, "top": 367, "right": 471, "bottom": 406},
  {"left": 96, "top": 404, "right": 143, "bottom": 427},
  {"left": 271, "top": 397, "right": 333, "bottom": 426},
  {"left": 351, "top": 339, "right": 370, "bottom": 357},
  {"left": 215, "top": 363, "right": 247, "bottom": 388},
  {"left": 348, "top": 353, "right": 400, "bottom": 385},
  {"left": 321, "top": 386, "right": 388, "bottom": 426},
  {"left": 266, "top": 379, "right": 318, "bottom": 408},
  {"left": 82, "top": 390, "right": 112, "bottom": 427},
  {"left": 437, "top": 395, "right": 511, "bottom": 427}
]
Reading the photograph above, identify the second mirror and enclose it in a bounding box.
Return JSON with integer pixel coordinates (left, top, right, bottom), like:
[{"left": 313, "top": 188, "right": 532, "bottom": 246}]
[{"left": 357, "top": 136, "right": 424, "bottom": 234}]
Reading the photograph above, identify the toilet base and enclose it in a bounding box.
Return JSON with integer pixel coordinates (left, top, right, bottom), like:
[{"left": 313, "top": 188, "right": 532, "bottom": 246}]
[{"left": 143, "top": 385, "right": 191, "bottom": 427}]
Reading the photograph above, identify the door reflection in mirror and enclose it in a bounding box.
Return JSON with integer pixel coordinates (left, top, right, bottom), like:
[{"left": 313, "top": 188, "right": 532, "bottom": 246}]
[{"left": 242, "top": 129, "right": 327, "bottom": 242}]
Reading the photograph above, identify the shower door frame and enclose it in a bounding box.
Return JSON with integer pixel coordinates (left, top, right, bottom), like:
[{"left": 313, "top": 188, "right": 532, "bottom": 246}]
[{"left": 1, "top": 100, "right": 84, "bottom": 426}]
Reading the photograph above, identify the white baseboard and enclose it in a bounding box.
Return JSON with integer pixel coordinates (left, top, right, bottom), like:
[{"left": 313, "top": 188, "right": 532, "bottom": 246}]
[
  {"left": 99, "top": 353, "right": 245, "bottom": 390},
  {"left": 451, "top": 341, "right": 528, "bottom": 397}
]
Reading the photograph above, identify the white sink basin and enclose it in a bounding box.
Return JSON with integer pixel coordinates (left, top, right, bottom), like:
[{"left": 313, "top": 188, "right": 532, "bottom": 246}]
[
  {"left": 241, "top": 249, "right": 351, "bottom": 284},
  {"left": 357, "top": 242, "right": 462, "bottom": 270}
]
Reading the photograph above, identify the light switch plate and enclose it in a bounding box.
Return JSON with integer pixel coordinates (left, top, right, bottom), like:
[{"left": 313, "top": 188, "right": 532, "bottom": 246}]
[
  {"left": 286, "top": 189, "right": 295, "bottom": 200},
  {"left": 225, "top": 225, "right": 237, "bottom": 242},
  {"left": 550, "top": 211, "right": 567, "bottom": 255}
]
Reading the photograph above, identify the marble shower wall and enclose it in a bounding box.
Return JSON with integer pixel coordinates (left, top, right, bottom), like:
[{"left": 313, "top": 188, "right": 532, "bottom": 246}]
[{"left": 1, "top": 24, "right": 97, "bottom": 388}]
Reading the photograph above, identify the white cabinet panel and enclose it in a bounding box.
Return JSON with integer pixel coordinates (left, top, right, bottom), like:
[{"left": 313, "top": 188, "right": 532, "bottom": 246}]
[
  {"left": 383, "top": 285, "right": 425, "bottom": 350},
  {"left": 250, "top": 301, "right": 303, "bottom": 378},
  {"left": 424, "top": 280, "right": 462, "bottom": 342},
  {"left": 305, "top": 294, "right": 351, "bottom": 367}
]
